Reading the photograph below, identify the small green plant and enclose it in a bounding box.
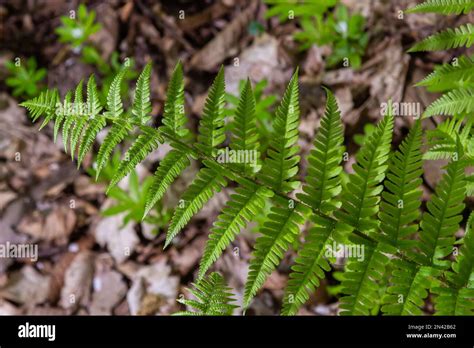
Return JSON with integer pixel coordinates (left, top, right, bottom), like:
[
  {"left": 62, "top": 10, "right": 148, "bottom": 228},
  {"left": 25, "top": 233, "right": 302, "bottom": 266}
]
[
  {"left": 104, "top": 169, "right": 171, "bottom": 229},
  {"left": 353, "top": 123, "right": 376, "bottom": 146},
  {"left": 55, "top": 4, "right": 101, "bottom": 49},
  {"left": 265, "top": 1, "right": 368, "bottom": 69},
  {"left": 264, "top": 0, "right": 337, "bottom": 21},
  {"left": 55, "top": 5, "right": 137, "bottom": 103},
  {"left": 174, "top": 272, "right": 238, "bottom": 315},
  {"left": 5, "top": 57, "right": 46, "bottom": 99}
]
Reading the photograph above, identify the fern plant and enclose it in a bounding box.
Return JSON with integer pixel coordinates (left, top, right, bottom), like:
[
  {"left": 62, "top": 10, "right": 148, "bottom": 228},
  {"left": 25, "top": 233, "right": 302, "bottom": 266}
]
[
  {"left": 22, "top": 54, "right": 473, "bottom": 315},
  {"left": 175, "top": 272, "right": 238, "bottom": 316},
  {"left": 407, "top": 0, "right": 474, "bottom": 164},
  {"left": 265, "top": 1, "right": 368, "bottom": 68}
]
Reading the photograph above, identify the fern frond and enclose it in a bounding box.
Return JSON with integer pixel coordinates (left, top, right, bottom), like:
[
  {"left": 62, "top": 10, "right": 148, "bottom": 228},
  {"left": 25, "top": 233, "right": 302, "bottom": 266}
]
[
  {"left": 280, "top": 90, "right": 345, "bottom": 315},
  {"left": 21, "top": 88, "right": 59, "bottom": 123},
  {"left": 416, "top": 56, "right": 474, "bottom": 91},
  {"left": 199, "top": 179, "right": 273, "bottom": 279},
  {"left": 334, "top": 114, "right": 394, "bottom": 233},
  {"left": 195, "top": 66, "right": 226, "bottom": 156},
  {"left": 174, "top": 272, "right": 237, "bottom": 316},
  {"left": 339, "top": 238, "right": 392, "bottom": 315},
  {"left": 159, "top": 61, "right": 189, "bottom": 141},
  {"left": 69, "top": 115, "right": 87, "bottom": 158},
  {"left": 108, "top": 126, "right": 162, "bottom": 190},
  {"left": 62, "top": 80, "right": 84, "bottom": 153},
  {"left": 53, "top": 91, "right": 71, "bottom": 143},
  {"left": 105, "top": 68, "right": 126, "bottom": 118},
  {"left": 406, "top": 0, "right": 474, "bottom": 14},
  {"left": 419, "top": 157, "right": 466, "bottom": 267},
  {"left": 165, "top": 165, "right": 227, "bottom": 248},
  {"left": 409, "top": 24, "right": 474, "bottom": 52},
  {"left": 296, "top": 88, "right": 344, "bottom": 213},
  {"left": 433, "top": 212, "right": 474, "bottom": 315},
  {"left": 77, "top": 75, "right": 105, "bottom": 164},
  {"left": 131, "top": 62, "right": 152, "bottom": 124},
  {"left": 466, "top": 174, "right": 474, "bottom": 196},
  {"left": 381, "top": 260, "right": 442, "bottom": 315},
  {"left": 424, "top": 118, "right": 473, "bottom": 160},
  {"left": 243, "top": 199, "right": 310, "bottom": 309},
  {"left": 423, "top": 87, "right": 474, "bottom": 117},
  {"left": 281, "top": 215, "right": 337, "bottom": 315},
  {"left": 229, "top": 79, "right": 260, "bottom": 175},
  {"left": 258, "top": 70, "right": 301, "bottom": 193},
  {"left": 379, "top": 120, "right": 423, "bottom": 249},
  {"left": 143, "top": 149, "right": 191, "bottom": 218},
  {"left": 94, "top": 119, "right": 132, "bottom": 179}
]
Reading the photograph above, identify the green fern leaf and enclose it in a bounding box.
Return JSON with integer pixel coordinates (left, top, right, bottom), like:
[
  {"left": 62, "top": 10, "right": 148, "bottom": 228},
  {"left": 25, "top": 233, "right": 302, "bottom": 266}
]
[
  {"left": 243, "top": 199, "right": 310, "bottom": 309},
  {"left": 199, "top": 179, "right": 273, "bottom": 279},
  {"left": 108, "top": 126, "right": 162, "bottom": 190},
  {"left": 281, "top": 215, "right": 337, "bottom": 315},
  {"left": 416, "top": 56, "right": 474, "bottom": 91},
  {"left": 296, "top": 88, "right": 344, "bottom": 213},
  {"left": 21, "top": 89, "right": 59, "bottom": 123},
  {"left": 77, "top": 75, "right": 105, "bottom": 164},
  {"left": 433, "top": 212, "right": 474, "bottom": 315},
  {"left": 159, "top": 61, "right": 189, "bottom": 140},
  {"left": 406, "top": 0, "right": 474, "bottom": 14},
  {"left": 419, "top": 157, "right": 466, "bottom": 267},
  {"left": 228, "top": 79, "right": 261, "bottom": 175},
  {"left": 339, "top": 238, "right": 393, "bottom": 315},
  {"left": 379, "top": 120, "right": 423, "bottom": 250},
  {"left": 423, "top": 87, "right": 474, "bottom": 117},
  {"left": 69, "top": 116, "right": 87, "bottom": 158},
  {"left": 131, "top": 62, "right": 152, "bottom": 124},
  {"left": 334, "top": 113, "right": 394, "bottom": 233},
  {"left": 94, "top": 119, "right": 132, "bottom": 179},
  {"left": 381, "top": 260, "right": 442, "bottom": 315},
  {"left": 424, "top": 118, "right": 473, "bottom": 160},
  {"left": 258, "top": 70, "right": 301, "bottom": 193},
  {"left": 53, "top": 91, "right": 72, "bottom": 143},
  {"left": 280, "top": 90, "right": 345, "bottom": 315},
  {"left": 195, "top": 66, "right": 226, "bottom": 156},
  {"left": 340, "top": 121, "right": 424, "bottom": 316},
  {"left": 174, "top": 272, "right": 238, "bottom": 316},
  {"left": 165, "top": 165, "right": 227, "bottom": 248},
  {"left": 62, "top": 80, "right": 84, "bottom": 153},
  {"left": 409, "top": 24, "right": 474, "bottom": 52},
  {"left": 143, "top": 149, "right": 191, "bottom": 218},
  {"left": 105, "top": 68, "right": 126, "bottom": 118}
]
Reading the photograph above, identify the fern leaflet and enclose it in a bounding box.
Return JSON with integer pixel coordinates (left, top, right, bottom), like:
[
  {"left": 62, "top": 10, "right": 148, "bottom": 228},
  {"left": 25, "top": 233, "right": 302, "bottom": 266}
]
[{"left": 174, "top": 272, "right": 237, "bottom": 316}]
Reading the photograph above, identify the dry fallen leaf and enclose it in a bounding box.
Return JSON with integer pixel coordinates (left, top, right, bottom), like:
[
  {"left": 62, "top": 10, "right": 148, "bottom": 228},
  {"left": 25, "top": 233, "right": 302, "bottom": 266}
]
[
  {"left": 0, "top": 190, "right": 16, "bottom": 211},
  {"left": 95, "top": 212, "right": 139, "bottom": 264},
  {"left": 126, "top": 260, "right": 179, "bottom": 315},
  {"left": 17, "top": 204, "right": 77, "bottom": 244},
  {"left": 225, "top": 34, "right": 288, "bottom": 96},
  {"left": 0, "top": 299, "right": 22, "bottom": 315},
  {"left": 90, "top": 270, "right": 127, "bottom": 315},
  {"left": 190, "top": 0, "right": 258, "bottom": 71},
  {"left": 59, "top": 251, "right": 95, "bottom": 311}
]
